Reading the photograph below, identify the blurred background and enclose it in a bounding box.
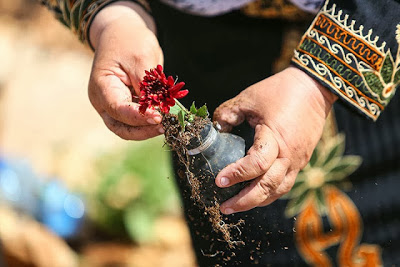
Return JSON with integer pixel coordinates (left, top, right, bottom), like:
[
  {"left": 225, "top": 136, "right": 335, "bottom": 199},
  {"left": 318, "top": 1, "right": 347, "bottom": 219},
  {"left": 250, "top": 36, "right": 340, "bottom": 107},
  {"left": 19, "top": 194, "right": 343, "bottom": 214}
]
[{"left": 0, "top": 0, "right": 195, "bottom": 266}]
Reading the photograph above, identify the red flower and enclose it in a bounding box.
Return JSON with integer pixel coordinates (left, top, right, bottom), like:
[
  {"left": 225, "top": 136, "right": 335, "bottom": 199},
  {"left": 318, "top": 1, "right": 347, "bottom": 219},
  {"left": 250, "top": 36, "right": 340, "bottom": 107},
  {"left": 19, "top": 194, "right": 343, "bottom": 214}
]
[{"left": 139, "top": 65, "right": 188, "bottom": 114}]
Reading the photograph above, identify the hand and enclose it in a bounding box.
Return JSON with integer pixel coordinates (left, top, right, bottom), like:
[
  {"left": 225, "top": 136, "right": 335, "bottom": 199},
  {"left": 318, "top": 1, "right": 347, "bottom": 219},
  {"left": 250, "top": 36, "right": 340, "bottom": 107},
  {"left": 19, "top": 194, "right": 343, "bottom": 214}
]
[
  {"left": 88, "top": 2, "right": 164, "bottom": 140},
  {"left": 213, "top": 67, "right": 337, "bottom": 214}
]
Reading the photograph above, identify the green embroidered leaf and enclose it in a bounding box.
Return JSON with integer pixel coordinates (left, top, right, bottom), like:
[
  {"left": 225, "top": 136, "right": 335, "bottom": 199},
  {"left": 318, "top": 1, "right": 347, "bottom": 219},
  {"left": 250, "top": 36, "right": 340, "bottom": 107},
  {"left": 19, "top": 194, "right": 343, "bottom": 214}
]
[
  {"left": 281, "top": 180, "right": 306, "bottom": 199},
  {"left": 322, "top": 135, "right": 345, "bottom": 166},
  {"left": 380, "top": 52, "right": 395, "bottom": 84},
  {"left": 178, "top": 110, "right": 187, "bottom": 130},
  {"left": 326, "top": 155, "right": 362, "bottom": 181},
  {"left": 362, "top": 71, "right": 385, "bottom": 94},
  {"left": 285, "top": 190, "right": 310, "bottom": 218},
  {"left": 394, "top": 68, "right": 400, "bottom": 85},
  {"left": 190, "top": 102, "right": 197, "bottom": 114},
  {"left": 70, "top": 2, "right": 81, "bottom": 31},
  {"left": 196, "top": 105, "right": 209, "bottom": 118},
  {"left": 314, "top": 189, "right": 327, "bottom": 215},
  {"left": 309, "top": 148, "right": 319, "bottom": 167},
  {"left": 62, "top": 0, "right": 71, "bottom": 25},
  {"left": 79, "top": 0, "right": 93, "bottom": 22}
]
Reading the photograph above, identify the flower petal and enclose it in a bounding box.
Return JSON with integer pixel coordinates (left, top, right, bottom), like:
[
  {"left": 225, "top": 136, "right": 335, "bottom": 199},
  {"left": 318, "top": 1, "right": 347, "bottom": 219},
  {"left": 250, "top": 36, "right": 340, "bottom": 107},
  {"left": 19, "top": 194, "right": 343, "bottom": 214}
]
[
  {"left": 174, "top": 89, "right": 189, "bottom": 99},
  {"left": 169, "top": 82, "right": 185, "bottom": 94}
]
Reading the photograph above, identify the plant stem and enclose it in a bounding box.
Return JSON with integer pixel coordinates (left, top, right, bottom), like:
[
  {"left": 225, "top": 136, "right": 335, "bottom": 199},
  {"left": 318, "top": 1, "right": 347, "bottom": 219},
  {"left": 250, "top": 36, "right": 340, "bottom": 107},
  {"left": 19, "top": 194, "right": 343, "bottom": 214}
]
[{"left": 175, "top": 99, "right": 189, "bottom": 113}]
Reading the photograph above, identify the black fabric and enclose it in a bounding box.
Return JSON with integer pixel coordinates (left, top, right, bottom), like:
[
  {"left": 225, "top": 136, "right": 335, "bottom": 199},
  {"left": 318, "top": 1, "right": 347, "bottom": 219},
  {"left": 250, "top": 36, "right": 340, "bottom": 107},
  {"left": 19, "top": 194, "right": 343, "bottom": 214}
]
[
  {"left": 150, "top": 1, "right": 284, "bottom": 113},
  {"left": 334, "top": 91, "right": 400, "bottom": 264},
  {"left": 149, "top": 1, "right": 400, "bottom": 266}
]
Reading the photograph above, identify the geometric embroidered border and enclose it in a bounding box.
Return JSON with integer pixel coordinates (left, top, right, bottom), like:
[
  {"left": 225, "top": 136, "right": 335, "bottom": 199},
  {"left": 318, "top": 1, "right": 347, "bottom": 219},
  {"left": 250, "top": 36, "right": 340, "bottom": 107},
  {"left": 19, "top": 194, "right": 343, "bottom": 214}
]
[{"left": 292, "top": 0, "right": 397, "bottom": 121}]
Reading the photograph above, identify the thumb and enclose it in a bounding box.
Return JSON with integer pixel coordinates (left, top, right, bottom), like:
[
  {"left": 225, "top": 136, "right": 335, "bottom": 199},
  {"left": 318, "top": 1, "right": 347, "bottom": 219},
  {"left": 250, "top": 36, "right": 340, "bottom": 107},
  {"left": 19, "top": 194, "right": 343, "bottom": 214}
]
[{"left": 213, "top": 98, "right": 246, "bottom": 132}]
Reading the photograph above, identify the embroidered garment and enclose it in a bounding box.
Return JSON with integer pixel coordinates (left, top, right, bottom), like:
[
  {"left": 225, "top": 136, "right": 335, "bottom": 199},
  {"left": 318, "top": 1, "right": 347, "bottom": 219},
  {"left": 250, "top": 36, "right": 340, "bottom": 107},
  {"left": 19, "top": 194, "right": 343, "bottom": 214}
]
[
  {"left": 148, "top": 2, "right": 400, "bottom": 265},
  {"left": 38, "top": 0, "right": 323, "bottom": 45},
  {"left": 38, "top": 0, "right": 400, "bottom": 266},
  {"left": 39, "top": 0, "right": 150, "bottom": 45},
  {"left": 292, "top": 0, "right": 400, "bottom": 120}
]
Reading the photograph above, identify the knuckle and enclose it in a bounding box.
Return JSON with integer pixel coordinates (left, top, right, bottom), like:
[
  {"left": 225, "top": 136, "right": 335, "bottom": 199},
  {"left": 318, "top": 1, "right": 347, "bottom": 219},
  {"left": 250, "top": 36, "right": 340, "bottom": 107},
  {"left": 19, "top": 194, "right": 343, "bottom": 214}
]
[
  {"left": 250, "top": 150, "right": 269, "bottom": 173},
  {"left": 266, "top": 177, "right": 281, "bottom": 192},
  {"left": 257, "top": 179, "right": 272, "bottom": 198},
  {"left": 277, "top": 179, "right": 295, "bottom": 196},
  {"left": 231, "top": 163, "right": 248, "bottom": 182}
]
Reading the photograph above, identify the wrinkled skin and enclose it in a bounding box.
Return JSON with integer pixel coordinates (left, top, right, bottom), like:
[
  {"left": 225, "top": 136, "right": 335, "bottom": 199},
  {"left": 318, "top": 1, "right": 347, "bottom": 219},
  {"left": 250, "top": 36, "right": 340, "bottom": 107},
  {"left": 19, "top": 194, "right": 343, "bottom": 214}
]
[
  {"left": 88, "top": 2, "right": 164, "bottom": 140},
  {"left": 213, "top": 67, "right": 337, "bottom": 214},
  {"left": 87, "top": 3, "right": 337, "bottom": 213}
]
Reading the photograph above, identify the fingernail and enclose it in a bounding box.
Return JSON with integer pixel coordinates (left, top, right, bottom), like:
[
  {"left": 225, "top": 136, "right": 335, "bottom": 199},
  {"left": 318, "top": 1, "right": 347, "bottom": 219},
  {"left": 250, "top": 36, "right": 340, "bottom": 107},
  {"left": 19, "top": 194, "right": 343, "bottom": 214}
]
[
  {"left": 147, "top": 118, "right": 157, "bottom": 125},
  {"left": 158, "top": 127, "right": 165, "bottom": 134},
  {"left": 153, "top": 116, "right": 162, "bottom": 123},
  {"left": 220, "top": 177, "right": 230, "bottom": 186},
  {"left": 224, "top": 208, "right": 235, "bottom": 215}
]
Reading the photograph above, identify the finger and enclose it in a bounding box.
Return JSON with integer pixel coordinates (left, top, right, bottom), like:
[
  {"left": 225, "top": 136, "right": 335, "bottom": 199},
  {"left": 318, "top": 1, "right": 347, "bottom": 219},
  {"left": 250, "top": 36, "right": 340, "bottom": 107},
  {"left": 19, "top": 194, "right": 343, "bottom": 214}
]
[
  {"left": 220, "top": 158, "right": 290, "bottom": 214},
  {"left": 101, "top": 112, "right": 164, "bottom": 140},
  {"left": 274, "top": 169, "right": 298, "bottom": 196},
  {"left": 94, "top": 75, "right": 162, "bottom": 126},
  {"left": 213, "top": 98, "right": 245, "bottom": 132},
  {"left": 216, "top": 124, "right": 279, "bottom": 187}
]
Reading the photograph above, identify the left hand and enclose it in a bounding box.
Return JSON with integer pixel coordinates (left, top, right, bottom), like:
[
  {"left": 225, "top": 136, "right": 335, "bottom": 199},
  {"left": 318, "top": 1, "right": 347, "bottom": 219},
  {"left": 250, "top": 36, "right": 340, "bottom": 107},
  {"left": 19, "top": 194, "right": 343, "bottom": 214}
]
[{"left": 213, "top": 66, "right": 337, "bottom": 215}]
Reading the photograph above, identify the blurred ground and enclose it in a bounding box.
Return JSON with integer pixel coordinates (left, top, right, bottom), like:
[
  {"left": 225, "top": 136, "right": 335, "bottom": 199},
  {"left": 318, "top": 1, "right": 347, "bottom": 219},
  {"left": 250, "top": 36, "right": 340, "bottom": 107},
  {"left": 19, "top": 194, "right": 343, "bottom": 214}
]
[{"left": 0, "top": 1, "right": 195, "bottom": 266}]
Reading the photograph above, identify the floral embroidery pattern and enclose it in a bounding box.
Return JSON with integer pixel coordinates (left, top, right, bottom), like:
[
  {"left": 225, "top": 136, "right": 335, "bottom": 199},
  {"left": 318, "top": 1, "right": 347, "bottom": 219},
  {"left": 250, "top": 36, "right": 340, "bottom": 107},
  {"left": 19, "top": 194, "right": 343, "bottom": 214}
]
[
  {"left": 284, "top": 134, "right": 361, "bottom": 217},
  {"left": 284, "top": 133, "right": 383, "bottom": 266},
  {"left": 360, "top": 25, "right": 400, "bottom": 102}
]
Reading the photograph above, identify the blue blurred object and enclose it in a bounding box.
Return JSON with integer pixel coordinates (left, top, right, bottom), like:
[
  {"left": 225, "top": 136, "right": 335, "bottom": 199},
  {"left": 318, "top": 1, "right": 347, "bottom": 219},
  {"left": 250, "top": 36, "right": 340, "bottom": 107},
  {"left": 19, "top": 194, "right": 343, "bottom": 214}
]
[
  {"left": 0, "top": 157, "right": 85, "bottom": 239},
  {"left": 40, "top": 180, "right": 85, "bottom": 238}
]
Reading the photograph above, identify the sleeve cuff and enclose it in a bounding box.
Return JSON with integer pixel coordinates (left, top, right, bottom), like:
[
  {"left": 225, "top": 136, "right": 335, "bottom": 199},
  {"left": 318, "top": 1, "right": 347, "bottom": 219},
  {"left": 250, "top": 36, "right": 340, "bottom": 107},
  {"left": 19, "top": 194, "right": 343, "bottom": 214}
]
[
  {"left": 292, "top": 0, "right": 400, "bottom": 121},
  {"left": 82, "top": 0, "right": 151, "bottom": 50},
  {"left": 40, "top": 0, "right": 150, "bottom": 50}
]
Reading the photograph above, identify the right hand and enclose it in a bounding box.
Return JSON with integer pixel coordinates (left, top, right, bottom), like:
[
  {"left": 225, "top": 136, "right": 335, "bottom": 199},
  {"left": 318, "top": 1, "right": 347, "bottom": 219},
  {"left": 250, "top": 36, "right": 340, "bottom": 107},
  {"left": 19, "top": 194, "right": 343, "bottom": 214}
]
[{"left": 88, "top": 2, "right": 164, "bottom": 140}]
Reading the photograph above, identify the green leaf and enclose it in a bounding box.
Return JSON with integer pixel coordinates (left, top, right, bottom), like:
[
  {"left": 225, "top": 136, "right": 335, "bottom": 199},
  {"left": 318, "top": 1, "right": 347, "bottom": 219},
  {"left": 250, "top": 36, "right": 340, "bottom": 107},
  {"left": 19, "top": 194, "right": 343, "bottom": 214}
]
[
  {"left": 380, "top": 52, "right": 395, "bottom": 84},
  {"left": 169, "top": 104, "right": 181, "bottom": 116},
  {"left": 188, "top": 114, "right": 195, "bottom": 122},
  {"left": 190, "top": 102, "right": 197, "bottom": 114},
  {"left": 362, "top": 71, "right": 384, "bottom": 94},
  {"left": 394, "top": 68, "right": 400, "bottom": 84},
  {"left": 196, "top": 105, "right": 209, "bottom": 118},
  {"left": 178, "top": 110, "right": 186, "bottom": 130}
]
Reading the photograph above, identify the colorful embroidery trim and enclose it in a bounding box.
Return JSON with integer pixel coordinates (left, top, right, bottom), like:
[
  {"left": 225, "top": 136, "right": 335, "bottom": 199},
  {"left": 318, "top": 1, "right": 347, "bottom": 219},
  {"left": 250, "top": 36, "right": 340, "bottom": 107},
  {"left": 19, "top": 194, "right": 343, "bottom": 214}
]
[
  {"left": 292, "top": 0, "right": 400, "bottom": 120},
  {"left": 40, "top": 0, "right": 150, "bottom": 48}
]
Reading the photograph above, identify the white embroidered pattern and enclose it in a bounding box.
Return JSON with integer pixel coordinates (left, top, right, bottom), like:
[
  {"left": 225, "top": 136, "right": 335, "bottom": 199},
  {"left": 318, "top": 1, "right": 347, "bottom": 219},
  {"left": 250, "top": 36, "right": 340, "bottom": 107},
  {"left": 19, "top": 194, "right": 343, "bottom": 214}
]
[
  {"left": 307, "top": 29, "right": 390, "bottom": 105},
  {"left": 293, "top": 51, "right": 381, "bottom": 119},
  {"left": 320, "top": 1, "right": 387, "bottom": 53}
]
